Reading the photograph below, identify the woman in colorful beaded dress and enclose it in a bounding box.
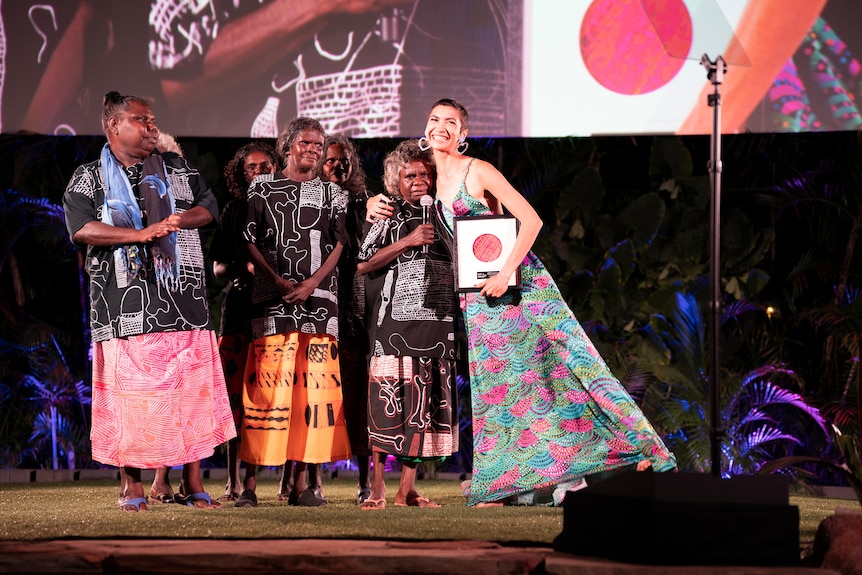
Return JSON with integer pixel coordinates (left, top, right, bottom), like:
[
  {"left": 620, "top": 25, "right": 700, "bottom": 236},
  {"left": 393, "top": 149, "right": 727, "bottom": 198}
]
[{"left": 422, "top": 98, "right": 677, "bottom": 506}]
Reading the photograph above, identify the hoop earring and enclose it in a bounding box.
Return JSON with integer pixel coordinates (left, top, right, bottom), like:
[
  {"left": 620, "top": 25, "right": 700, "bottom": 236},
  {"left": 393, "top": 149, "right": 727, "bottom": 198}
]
[
  {"left": 457, "top": 139, "right": 469, "bottom": 154},
  {"left": 418, "top": 136, "right": 431, "bottom": 151}
]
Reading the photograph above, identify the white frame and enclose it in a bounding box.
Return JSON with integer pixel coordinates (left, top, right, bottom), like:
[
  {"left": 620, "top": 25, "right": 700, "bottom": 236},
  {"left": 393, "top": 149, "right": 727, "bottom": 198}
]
[{"left": 453, "top": 215, "right": 521, "bottom": 292}]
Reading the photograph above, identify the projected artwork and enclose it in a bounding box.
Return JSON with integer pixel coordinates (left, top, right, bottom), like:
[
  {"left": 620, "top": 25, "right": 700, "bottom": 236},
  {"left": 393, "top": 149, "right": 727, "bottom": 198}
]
[
  {"left": 0, "top": 0, "right": 859, "bottom": 137},
  {"left": 580, "top": 0, "right": 692, "bottom": 95}
]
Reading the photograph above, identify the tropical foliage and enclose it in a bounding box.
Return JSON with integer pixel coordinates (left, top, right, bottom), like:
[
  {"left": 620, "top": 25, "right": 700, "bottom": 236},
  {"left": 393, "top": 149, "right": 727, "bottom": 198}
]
[{"left": 0, "top": 185, "right": 89, "bottom": 468}]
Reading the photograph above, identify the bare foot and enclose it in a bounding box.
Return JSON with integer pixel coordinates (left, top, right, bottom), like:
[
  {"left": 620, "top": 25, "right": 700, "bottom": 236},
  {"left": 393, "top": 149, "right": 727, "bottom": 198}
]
[
  {"left": 474, "top": 502, "right": 504, "bottom": 508},
  {"left": 394, "top": 491, "right": 440, "bottom": 508},
  {"left": 637, "top": 460, "right": 652, "bottom": 471},
  {"left": 191, "top": 498, "right": 221, "bottom": 509}
]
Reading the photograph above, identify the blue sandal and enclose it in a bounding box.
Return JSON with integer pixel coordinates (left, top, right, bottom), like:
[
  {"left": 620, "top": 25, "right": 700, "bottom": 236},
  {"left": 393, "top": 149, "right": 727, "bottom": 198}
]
[
  {"left": 118, "top": 497, "right": 148, "bottom": 512},
  {"left": 174, "top": 492, "right": 215, "bottom": 508}
]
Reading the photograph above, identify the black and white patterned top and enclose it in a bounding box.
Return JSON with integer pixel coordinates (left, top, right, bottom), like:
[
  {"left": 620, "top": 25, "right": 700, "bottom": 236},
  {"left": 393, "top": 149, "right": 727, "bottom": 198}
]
[
  {"left": 359, "top": 197, "right": 457, "bottom": 360},
  {"left": 244, "top": 172, "right": 348, "bottom": 340},
  {"left": 63, "top": 150, "right": 218, "bottom": 342}
]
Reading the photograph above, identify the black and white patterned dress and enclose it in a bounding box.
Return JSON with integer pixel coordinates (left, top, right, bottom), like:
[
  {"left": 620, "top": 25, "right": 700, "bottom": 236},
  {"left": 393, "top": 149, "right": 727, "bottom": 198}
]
[{"left": 359, "top": 197, "right": 459, "bottom": 460}]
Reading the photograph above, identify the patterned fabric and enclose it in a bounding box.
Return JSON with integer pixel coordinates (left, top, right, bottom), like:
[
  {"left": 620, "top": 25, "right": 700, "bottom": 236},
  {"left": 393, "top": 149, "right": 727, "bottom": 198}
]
[
  {"left": 63, "top": 150, "right": 219, "bottom": 342},
  {"left": 768, "top": 17, "right": 862, "bottom": 131},
  {"left": 239, "top": 332, "right": 351, "bottom": 465},
  {"left": 359, "top": 196, "right": 459, "bottom": 460},
  {"left": 244, "top": 173, "right": 348, "bottom": 339},
  {"left": 359, "top": 196, "right": 457, "bottom": 359},
  {"left": 440, "top": 160, "right": 676, "bottom": 506},
  {"left": 367, "top": 355, "right": 458, "bottom": 459},
  {"left": 91, "top": 330, "right": 236, "bottom": 468}
]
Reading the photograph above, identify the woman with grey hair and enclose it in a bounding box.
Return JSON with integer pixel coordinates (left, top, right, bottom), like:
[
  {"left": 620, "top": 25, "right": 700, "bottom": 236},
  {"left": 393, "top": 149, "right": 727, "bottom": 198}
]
[{"left": 357, "top": 139, "right": 458, "bottom": 509}]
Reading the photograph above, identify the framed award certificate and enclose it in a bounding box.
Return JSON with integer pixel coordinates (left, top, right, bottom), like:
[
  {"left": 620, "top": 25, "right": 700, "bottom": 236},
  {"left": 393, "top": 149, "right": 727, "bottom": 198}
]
[{"left": 453, "top": 215, "right": 521, "bottom": 292}]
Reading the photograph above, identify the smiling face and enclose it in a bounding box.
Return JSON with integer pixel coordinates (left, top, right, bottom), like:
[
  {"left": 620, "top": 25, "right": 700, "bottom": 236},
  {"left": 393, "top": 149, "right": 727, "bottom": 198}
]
[
  {"left": 425, "top": 104, "right": 467, "bottom": 152},
  {"left": 398, "top": 159, "right": 432, "bottom": 205},
  {"left": 322, "top": 143, "right": 351, "bottom": 185},
  {"left": 108, "top": 100, "right": 159, "bottom": 165}
]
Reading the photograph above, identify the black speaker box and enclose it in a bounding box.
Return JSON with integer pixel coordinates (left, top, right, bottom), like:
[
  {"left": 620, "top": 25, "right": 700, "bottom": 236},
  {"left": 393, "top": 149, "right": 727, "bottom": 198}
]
[{"left": 553, "top": 471, "right": 800, "bottom": 566}]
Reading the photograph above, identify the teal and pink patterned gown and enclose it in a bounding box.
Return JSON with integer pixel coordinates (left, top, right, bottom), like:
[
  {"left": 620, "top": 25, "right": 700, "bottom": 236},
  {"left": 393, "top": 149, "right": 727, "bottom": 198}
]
[{"left": 441, "top": 160, "right": 676, "bottom": 506}]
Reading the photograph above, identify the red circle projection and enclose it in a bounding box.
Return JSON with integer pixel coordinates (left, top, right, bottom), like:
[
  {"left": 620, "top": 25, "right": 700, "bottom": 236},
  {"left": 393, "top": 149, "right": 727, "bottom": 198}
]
[
  {"left": 473, "top": 234, "right": 503, "bottom": 263},
  {"left": 580, "top": 0, "right": 693, "bottom": 95}
]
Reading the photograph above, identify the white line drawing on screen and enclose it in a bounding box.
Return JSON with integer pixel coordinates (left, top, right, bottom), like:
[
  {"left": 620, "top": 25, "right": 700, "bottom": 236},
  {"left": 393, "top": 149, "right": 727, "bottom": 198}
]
[
  {"left": 294, "top": 1, "right": 419, "bottom": 138},
  {"left": 28, "top": 4, "right": 57, "bottom": 64},
  {"left": 255, "top": 1, "right": 421, "bottom": 139},
  {"left": 314, "top": 32, "right": 354, "bottom": 61}
]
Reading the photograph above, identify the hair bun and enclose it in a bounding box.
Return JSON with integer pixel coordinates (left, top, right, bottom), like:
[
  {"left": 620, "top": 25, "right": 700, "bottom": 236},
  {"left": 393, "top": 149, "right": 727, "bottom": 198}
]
[{"left": 103, "top": 91, "right": 123, "bottom": 106}]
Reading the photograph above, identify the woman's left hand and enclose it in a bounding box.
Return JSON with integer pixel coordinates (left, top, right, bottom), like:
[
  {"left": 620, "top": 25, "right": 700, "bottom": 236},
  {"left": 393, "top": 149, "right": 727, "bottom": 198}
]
[{"left": 477, "top": 272, "right": 511, "bottom": 298}]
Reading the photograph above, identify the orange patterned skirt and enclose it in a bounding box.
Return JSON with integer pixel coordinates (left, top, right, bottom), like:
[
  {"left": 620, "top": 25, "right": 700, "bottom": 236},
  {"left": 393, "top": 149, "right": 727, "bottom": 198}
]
[
  {"left": 239, "top": 332, "right": 351, "bottom": 466},
  {"left": 91, "top": 330, "right": 237, "bottom": 468}
]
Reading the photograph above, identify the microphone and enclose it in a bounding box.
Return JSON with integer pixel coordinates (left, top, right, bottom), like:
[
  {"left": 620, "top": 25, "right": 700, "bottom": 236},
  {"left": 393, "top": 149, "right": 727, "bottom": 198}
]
[{"left": 420, "top": 194, "right": 434, "bottom": 254}]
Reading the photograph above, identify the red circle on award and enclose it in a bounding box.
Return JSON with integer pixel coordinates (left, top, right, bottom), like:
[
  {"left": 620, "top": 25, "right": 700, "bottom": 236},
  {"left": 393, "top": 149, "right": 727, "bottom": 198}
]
[{"left": 473, "top": 234, "right": 503, "bottom": 263}]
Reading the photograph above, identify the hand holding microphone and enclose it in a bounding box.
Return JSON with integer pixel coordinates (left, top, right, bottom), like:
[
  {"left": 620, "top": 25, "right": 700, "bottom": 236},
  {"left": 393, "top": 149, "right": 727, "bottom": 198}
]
[{"left": 420, "top": 194, "right": 434, "bottom": 254}]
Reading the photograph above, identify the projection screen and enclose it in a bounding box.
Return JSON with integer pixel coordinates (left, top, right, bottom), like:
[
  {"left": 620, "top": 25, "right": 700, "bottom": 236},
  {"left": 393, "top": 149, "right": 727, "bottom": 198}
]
[{"left": 2, "top": 0, "right": 859, "bottom": 138}]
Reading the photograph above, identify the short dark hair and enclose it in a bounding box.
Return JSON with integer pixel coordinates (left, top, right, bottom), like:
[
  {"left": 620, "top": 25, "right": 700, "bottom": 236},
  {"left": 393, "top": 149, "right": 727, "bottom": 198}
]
[
  {"left": 430, "top": 98, "right": 469, "bottom": 131},
  {"left": 276, "top": 117, "right": 324, "bottom": 159},
  {"left": 101, "top": 91, "right": 154, "bottom": 135}
]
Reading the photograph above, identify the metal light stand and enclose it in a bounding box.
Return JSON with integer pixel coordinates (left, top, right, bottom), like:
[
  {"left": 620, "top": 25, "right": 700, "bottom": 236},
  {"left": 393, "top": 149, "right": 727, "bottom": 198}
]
[{"left": 702, "top": 53, "right": 727, "bottom": 478}]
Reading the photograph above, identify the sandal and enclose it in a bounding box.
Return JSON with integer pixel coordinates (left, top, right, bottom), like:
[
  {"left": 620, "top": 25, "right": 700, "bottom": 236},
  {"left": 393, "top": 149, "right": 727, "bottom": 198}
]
[
  {"left": 118, "top": 497, "right": 148, "bottom": 512},
  {"left": 217, "top": 492, "right": 239, "bottom": 502},
  {"left": 173, "top": 492, "right": 220, "bottom": 509},
  {"left": 234, "top": 489, "right": 258, "bottom": 508},
  {"left": 296, "top": 489, "right": 327, "bottom": 507},
  {"left": 276, "top": 491, "right": 298, "bottom": 505},
  {"left": 360, "top": 498, "right": 386, "bottom": 510},
  {"left": 148, "top": 491, "right": 174, "bottom": 504}
]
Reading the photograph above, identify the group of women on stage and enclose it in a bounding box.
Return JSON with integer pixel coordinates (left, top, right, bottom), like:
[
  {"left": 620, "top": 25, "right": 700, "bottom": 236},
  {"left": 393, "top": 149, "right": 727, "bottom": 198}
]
[{"left": 65, "top": 92, "right": 676, "bottom": 512}]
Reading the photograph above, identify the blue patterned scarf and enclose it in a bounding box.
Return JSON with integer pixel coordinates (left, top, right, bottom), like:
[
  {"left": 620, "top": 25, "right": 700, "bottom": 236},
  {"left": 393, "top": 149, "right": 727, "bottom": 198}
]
[{"left": 100, "top": 144, "right": 180, "bottom": 291}]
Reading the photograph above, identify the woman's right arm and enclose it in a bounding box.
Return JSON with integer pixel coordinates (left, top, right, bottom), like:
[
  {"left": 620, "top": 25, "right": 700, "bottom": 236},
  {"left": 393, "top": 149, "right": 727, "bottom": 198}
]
[
  {"left": 72, "top": 219, "right": 178, "bottom": 247},
  {"left": 356, "top": 224, "right": 433, "bottom": 275},
  {"left": 365, "top": 193, "right": 395, "bottom": 223}
]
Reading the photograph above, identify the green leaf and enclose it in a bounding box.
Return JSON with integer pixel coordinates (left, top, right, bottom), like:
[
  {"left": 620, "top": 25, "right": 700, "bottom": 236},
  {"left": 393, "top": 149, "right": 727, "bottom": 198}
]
[
  {"left": 558, "top": 166, "right": 604, "bottom": 224},
  {"left": 617, "top": 192, "right": 666, "bottom": 250},
  {"left": 650, "top": 137, "right": 694, "bottom": 181},
  {"left": 608, "top": 239, "right": 636, "bottom": 284}
]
